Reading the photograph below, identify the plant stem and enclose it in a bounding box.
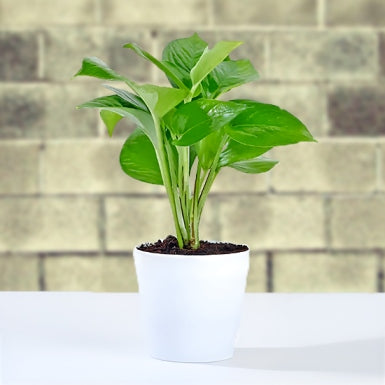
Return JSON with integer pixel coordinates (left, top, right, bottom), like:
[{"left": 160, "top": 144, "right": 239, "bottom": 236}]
[
  {"left": 165, "top": 140, "right": 189, "bottom": 244},
  {"left": 197, "top": 134, "right": 228, "bottom": 219},
  {"left": 176, "top": 146, "right": 191, "bottom": 246},
  {"left": 190, "top": 163, "right": 204, "bottom": 249},
  {"left": 154, "top": 119, "right": 186, "bottom": 248}
]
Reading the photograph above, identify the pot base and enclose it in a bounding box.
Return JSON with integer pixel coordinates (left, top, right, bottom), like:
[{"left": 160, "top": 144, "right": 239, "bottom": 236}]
[{"left": 151, "top": 352, "right": 233, "bottom": 363}]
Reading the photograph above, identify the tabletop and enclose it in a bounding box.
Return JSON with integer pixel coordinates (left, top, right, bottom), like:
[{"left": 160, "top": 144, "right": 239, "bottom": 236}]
[{"left": 0, "top": 292, "right": 384, "bottom": 385}]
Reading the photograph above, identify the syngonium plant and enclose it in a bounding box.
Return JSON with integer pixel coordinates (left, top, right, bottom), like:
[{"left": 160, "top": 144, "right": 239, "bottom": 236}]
[{"left": 74, "top": 33, "right": 316, "bottom": 250}]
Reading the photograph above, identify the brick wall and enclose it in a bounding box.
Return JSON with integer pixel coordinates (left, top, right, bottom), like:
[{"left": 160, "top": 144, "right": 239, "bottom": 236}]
[{"left": 0, "top": 0, "right": 384, "bottom": 292}]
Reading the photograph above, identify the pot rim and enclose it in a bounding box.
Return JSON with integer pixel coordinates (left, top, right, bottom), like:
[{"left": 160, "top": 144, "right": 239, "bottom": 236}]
[{"left": 133, "top": 242, "right": 250, "bottom": 259}]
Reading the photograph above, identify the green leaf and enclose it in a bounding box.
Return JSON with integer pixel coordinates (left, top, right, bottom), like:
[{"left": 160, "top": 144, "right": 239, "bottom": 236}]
[
  {"left": 125, "top": 80, "right": 188, "bottom": 118},
  {"left": 219, "top": 140, "right": 271, "bottom": 167},
  {"left": 123, "top": 42, "right": 188, "bottom": 91},
  {"left": 202, "top": 59, "right": 259, "bottom": 99},
  {"left": 97, "top": 106, "right": 157, "bottom": 146},
  {"left": 77, "top": 94, "right": 135, "bottom": 109},
  {"left": 100, "top": 110, "right": 123, "bottom": 137},
  {"left": 226, "top": 100, "right": 316, "bottom": 147},
  {"left": 169, "top": 99, "right": 247, "bottom": 146},
  {"left": 229, "top": 157, "right": 278, "bottom": 174},
  {"left": 196, "top": 129, "right": 224, "bottom": 170},
  {"left": 102, "top": 85, "right": 149, "bottom": 111},
  {"left": 74, "top": 57, "right": 124, "bottom": 81},
  {"left": 77, "top": 95, "right": 156, "bottom": 141},
  {"left": 120, "top": 129, "right": 163, "bottom": 185},
  {"left": 190, "top": 41, "right": 243, "bottom": 89},
  {"left": 162, "top": 33, "right": 208, "bottom": 75},
  {"left": 161, "top": 61, "right": 191, "bottom": 89},
  {"left": 189, "top": 145, "right": 197, "bottom": 172}
]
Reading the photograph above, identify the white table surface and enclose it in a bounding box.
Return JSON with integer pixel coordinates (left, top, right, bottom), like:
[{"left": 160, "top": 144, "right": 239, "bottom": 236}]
[{"left": 0, "top": 292, "right": 384, "bottom": 385}]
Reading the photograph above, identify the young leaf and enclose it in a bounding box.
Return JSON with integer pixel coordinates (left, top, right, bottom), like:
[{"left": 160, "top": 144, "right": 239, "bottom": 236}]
[
  {"left": 74, "top": 57, "right": 124, "bottom": 81},
  {"left": 226, "top": 100, "right": 316, "bottom": 147},
  {"left": 229, "top": 157, "right": 278, "bottom": 174},
  {"left": 100, "top": 110, "right": 123, "bottom": 137},
  {"left": 123, "top": 42, "right": 188, "bottom": 91},
  {"left": 162, "top": 33, "right": 208, "bottom": 74},
  {"left": 120, "top": 129, "right": 163, "bottom": 185},
  {"left": 190, "top": 41, "right": 243, "bottom": 89},
  {"left": 219, "top": 140, "right": 271, "bottom": 167},
  {"left": 97, "top": 106, "right": 157, "bottom": 146},
  {"left": 202, "top": 59, "right": 259, "bottom": 99},
  {"left": 77, "top": 94, "right": 136, "bottom": 109},
  {"left": 196, "top": 129, "right": 224, "bottom": 170},
  {"left": 189, "top": 146, "right": 197, "bottom": 172},
  {"left": 161, "top": 61, "right": 191, "bottom": 89},
  {"left": 102, "top": 85, "right": 149, "bottom": 111},
  {"left": 77, "top": 95, "right": 156, "bottom": 141},
  {"left": 125, "top": 80, "right": 188, "bottom": 118},
  {"left": 168, "top": 99, "right": 246, "bottom": 146}
]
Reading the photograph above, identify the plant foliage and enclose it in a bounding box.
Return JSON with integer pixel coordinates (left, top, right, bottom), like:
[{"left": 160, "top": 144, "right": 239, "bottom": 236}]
[{"left": 75, "top": 33, "right": 316, "bottom": 249}]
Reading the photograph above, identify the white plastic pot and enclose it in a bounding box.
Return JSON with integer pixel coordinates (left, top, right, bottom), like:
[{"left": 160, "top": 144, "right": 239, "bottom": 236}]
[{"left": 133, "top": 245, "right": 250, "bottom": 362}]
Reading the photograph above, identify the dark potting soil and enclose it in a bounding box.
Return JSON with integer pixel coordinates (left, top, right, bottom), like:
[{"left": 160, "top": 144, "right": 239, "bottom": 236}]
[{"left": 137, "top": 235, "right": 248, "bottom": 255}]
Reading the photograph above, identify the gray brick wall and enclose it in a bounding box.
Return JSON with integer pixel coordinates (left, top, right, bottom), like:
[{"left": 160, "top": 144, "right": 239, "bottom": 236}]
[{"left": 0, "top": 0, "right": 384, "bottom": 292}]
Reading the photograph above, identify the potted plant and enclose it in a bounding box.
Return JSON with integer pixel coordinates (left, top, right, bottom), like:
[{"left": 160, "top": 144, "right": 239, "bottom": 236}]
[{"left": 74, "top": 33, "right": 315, "bottom": 362}]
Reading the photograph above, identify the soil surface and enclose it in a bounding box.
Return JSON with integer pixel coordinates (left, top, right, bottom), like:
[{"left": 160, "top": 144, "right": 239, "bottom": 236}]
[{"left": 137, "top": 235, "right": 248, "bottom": 255}]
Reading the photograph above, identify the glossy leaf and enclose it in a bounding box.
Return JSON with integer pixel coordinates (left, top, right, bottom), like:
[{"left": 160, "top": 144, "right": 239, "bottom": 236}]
[
  {"left": 100, "top": 110, "right": 123, "bottom": 137},
  {"left": 123, "top": 42, "right": 188, "bottom": 91},
  {"left": 74, "top": 57, "right": 124, "bottom": 81},
  {"left": 102, "top": 85, "right": 149, "bottom": 111},
  {"left": 202, "top": 59, "right": 259, "bottom": 98},
  {"left": 168, "top": 99, "right": 247, "bottom": 146},
  {"left": 226, "top": 100, "right": 316, "bottom": 147},
  {"left": 120, "top": 129, "right": 163, "bottom": 185},
  {"left": 229, "top": 157, "right": 278, "bottom": 174},
  {"left": 219, "top": 140, "right": 271, "bottom": 167},
  {"left": 190, "top": 41, "right": 243, "bottom": 88}
]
